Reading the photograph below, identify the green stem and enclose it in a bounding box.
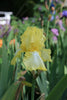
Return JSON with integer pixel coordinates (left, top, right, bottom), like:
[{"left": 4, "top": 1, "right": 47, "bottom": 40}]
[
  {"left": 31, "top": 78, "right": 35, "bottom": 100},
  {"left": 46, "top": 21, "right": 49, "bottom": 48},
  {"left": 46, "top": 21, "right": 50, "bottom": 73}
]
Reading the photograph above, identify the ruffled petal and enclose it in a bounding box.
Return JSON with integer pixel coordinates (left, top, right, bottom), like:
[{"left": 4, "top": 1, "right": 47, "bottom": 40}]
[
  {"left": 20, "top": 27, "right": 46, "bottom": 52},
  {"left": 11, "top": 49, "right": 22, "bottom": 65},
  {"left": 23, "top": 51, "right": 47, "bottom": 71},
  {"left": 41, "top": 49, "right": 52, "bottom": 62}
]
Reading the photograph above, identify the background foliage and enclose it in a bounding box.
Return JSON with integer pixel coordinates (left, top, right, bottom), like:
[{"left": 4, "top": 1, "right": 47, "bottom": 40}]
[{"left": 0, "top": 0, "right": 67, "bottom": 100}]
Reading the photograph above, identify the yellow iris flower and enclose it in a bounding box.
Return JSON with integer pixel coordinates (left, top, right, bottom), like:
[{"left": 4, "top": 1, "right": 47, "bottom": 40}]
[{"left": 11, "top": 27, "right": 51, "bottom": 71}]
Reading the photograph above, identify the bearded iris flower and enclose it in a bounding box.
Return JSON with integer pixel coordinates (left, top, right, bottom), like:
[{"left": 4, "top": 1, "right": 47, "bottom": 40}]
[
  {"left": 51, "top": 28, "right": 59, "bottom": 36},
  {"left": 11, "top": 27, "right": 51, "bottom": 71},
  {"left": 62, "top": 10, "right": 67, "bottom": 18},
  {"left": 56, "top": 16, "right": 65, "bottom": 32}
]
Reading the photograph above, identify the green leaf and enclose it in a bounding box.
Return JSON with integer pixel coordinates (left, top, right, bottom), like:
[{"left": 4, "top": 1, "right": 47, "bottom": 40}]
[
  {"left": 7, "top": 30, "right": 14, "bottom": 47},
  {"left": 64, "top": 66, "right": 67, "bottom": 75},
  {"left": 1, "top": 82, "right": 20, "bottom": 100},
  {"left": 46, "top": 75, "right": 67, "bottom": 100},
  {"left": 49, "top": 51, "right": 58, "bottom": 90},
  {"left": 0, "top": 42, "right": 9, "bottom": 98},
  {"left": 0, "top": 58, "right": 2, "bottom": 64},
  {"left": 40, "top": 0, "right": 44, "bottom": 2},
  {"left": 36, "top": 72, "right": 48, "bottom": 98}
]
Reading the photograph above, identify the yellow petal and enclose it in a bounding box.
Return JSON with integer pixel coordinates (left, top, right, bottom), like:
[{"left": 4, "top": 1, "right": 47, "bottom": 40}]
[
  {"left": 41, "top": 49, "right": 52, "bottom": 62},
  {"left": 11, "top": 49, "right": 22, "bottom": 65},
  {"left": 20, "top": 27, "right": 46, "bottom": 52},
  {"left": 23, "top": 51, "right": 47, "bottom": 71}
]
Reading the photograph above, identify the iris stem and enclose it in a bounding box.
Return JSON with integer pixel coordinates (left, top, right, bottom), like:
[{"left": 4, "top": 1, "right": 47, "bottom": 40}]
[
  {"left": 46, "top": 21, "right": 50, "bottom": 73},
  {"left": 46, "top": 21, "right": 49, "bottom": 48},
  {"left": 31, "top": 78, "right": 35, "bottom": 100}
]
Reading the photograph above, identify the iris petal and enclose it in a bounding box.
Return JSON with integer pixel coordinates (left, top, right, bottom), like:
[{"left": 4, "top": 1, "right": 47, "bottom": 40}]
[
  {"left": 23, "top": 51, "right": 47, "bottom": 71},
  {"left": 41, "top": 49, "right": 52, "bottom": 62}
]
